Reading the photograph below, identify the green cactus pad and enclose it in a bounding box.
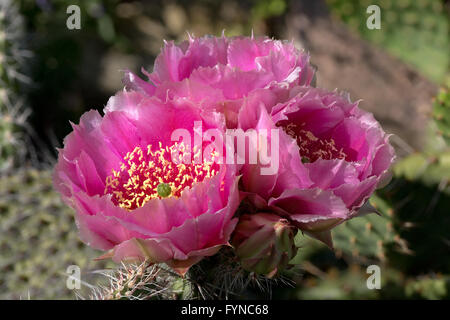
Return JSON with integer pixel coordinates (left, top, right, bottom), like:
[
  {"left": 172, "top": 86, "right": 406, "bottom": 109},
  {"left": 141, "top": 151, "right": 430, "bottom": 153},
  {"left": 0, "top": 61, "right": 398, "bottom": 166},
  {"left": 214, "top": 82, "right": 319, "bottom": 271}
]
[
  {"left": 332, "top": 195, "right": 399, "bottom": 261},
  {"left": 433, "top": 87, "right": 450, "bottom": 146},
  {"left": 0, "top": 169, "right": 113, "bottom": 299}
]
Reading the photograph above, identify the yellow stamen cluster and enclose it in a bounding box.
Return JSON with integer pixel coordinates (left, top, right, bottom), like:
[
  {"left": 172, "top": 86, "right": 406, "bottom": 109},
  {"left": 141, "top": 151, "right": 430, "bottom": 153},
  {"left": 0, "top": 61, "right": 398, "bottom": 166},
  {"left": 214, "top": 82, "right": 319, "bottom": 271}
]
[{"left": 104, "top": 142, "right": 220, "bottom": 211}]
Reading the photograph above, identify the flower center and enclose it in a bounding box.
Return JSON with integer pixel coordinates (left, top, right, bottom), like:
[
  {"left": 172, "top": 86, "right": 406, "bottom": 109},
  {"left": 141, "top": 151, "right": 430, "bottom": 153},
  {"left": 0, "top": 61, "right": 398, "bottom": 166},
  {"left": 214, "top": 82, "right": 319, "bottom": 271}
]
[
  {"left": 104, "top": 142, "right": 220, "bottom": 211},
  {"left": 278, "top": 121, "right": 348, "bottom": 163}
]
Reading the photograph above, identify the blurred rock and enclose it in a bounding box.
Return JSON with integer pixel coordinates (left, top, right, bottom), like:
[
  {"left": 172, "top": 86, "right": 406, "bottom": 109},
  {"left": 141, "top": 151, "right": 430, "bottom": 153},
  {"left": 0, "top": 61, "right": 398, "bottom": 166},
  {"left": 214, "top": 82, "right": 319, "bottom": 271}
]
[{"left": 163, "top": 3, "right": 188, "bottom": 35}]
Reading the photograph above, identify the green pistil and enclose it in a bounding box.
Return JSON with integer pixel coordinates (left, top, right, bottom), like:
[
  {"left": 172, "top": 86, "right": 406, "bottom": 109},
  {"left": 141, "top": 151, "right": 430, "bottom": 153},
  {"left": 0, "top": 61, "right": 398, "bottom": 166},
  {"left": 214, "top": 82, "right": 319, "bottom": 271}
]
[{"left": 157, "top": 183, "right": 171, "bottom": 198}]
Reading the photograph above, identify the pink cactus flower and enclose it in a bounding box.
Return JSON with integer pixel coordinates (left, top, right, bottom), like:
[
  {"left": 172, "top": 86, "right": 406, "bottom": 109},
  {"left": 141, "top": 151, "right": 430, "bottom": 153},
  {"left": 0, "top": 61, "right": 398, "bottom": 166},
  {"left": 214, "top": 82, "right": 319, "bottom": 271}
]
[
  {"left": 53, "top": 91, "right": 240, "bottom": 275},
  {"left": 54, "top": 34, "right": 395, "bottom": 277},
  {"left": 238, "top": 86, "right": 395, "bottom": 245},
  {"left": 123, "top": 34, "right": 315, "bottom": 128}
]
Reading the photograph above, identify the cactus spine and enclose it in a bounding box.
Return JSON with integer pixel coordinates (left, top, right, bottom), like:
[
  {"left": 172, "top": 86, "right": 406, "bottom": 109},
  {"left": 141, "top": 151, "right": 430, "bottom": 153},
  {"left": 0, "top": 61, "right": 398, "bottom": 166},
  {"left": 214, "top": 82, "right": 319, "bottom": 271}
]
[{"left": 0, "top": 0, "right": 32, "bottom": 173}]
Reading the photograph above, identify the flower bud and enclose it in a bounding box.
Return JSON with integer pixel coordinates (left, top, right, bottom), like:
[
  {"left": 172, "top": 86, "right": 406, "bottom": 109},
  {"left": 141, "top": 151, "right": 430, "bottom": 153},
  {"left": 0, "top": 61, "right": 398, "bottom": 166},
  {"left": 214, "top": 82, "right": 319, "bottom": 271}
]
[{"left": 232, "top": 213, "right": 297, "bottom": 278}]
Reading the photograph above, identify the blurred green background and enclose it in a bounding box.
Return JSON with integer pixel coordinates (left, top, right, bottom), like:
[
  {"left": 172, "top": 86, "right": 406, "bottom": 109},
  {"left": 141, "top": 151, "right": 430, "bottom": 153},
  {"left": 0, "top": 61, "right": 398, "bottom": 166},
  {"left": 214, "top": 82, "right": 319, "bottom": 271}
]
[{"left": 0, "top": 0, "right": 449, "bottom": 299}]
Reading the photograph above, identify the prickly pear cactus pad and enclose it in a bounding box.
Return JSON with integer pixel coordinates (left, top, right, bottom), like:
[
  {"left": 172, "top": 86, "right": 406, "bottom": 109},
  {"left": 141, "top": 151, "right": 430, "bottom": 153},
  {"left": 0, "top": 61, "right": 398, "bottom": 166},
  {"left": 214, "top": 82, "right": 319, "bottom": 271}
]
[
  {"left": 395, "top": 87, "right": 450, "bottom": 191},
  {"left": 433, "top": 87, "right": 450, "bottom": 146},
  {"left": 0, "top": 0, "right": 31, "bottom": 172},
  {"left": 0, "top": 169, "right": 112, "bottom": 299},
  {"left": 332, "top": 195, "right": 397, "bottom": 262}
]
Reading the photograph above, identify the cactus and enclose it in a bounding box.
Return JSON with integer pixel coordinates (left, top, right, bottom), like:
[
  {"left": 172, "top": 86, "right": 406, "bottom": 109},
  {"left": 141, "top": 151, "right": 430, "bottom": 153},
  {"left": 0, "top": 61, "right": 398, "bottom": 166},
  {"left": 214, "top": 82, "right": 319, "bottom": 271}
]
[
  {"left": 404, "top": 275, "right": 450, "bottom": 299},
  {"left": 89, "top": 261, "right": 192, "bottom": 300},
  {"left": 0, "top": 169, "right": 113, "bottom": 299},
  {"left": 0, "top": 0, "right": 32, "bottom": 172},
  {"left": 378, "top": 85, "right": 450, "bottom": 275},
  {"left": 0, "top": 102, "right": 30, "bottom": 172},
  {"left": 394, "top": 151, "right": 450, "bottom": 193},
  {"left": 88, "top": 246, "right": 293, "bottom": 300},
  {"left": 394, "top": 87, "right": 450, "bottom": 191},
  {"left": 432, "top": 87, "right": 450, "bottom": 146},
  {"left": 289, "top": 259, "right": 450, "bottom": 299},
  {"left": 289, "top": 261, "right": 450, "bottom": 299},
  {"left": 331, "top": 195, "right": 406, "bottom": 262},
  {"left": 295, "top": 264, "right": 380, "bottom": 300},
  {"left": 183, "top": 247, "right": 294, "bottom": 299}
]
